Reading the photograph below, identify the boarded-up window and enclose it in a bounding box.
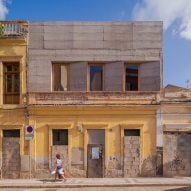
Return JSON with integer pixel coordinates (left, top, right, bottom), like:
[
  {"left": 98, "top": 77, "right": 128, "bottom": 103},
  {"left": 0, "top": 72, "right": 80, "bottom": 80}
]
[
  {"left": 3, "top": 62, "right": 20, "bottom": 104},
  {"left": 52, "top": 63, "right": 68, "bottom": 91},
  {"left": 90, "top": 64, "right": 103, "bottom": 91},
  {"left": 53, "top": 129, "right": 68, "bottom": 145},
  {"left": 126, "top": 65, "right": 138, "bottom": 91}
]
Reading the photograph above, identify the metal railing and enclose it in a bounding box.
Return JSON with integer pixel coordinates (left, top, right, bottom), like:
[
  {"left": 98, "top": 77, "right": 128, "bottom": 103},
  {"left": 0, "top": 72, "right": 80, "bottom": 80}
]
[{"left": 0, "top": 21, "right": 28, "bottom": 36}]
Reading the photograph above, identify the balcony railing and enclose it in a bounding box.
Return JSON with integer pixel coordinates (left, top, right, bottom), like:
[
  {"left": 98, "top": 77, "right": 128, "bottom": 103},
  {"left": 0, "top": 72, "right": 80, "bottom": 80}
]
[
  {"left": 0, "top": 21, "right": 28, "bottom": 37},
  {"left": 28, "top": 91, "right": 160, "bottom": 106}
]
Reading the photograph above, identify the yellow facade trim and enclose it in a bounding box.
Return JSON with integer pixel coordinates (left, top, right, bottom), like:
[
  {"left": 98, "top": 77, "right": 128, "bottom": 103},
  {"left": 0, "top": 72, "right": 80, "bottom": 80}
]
[{"left": 46, "top": 123, "right": 73, "bottom": 171}]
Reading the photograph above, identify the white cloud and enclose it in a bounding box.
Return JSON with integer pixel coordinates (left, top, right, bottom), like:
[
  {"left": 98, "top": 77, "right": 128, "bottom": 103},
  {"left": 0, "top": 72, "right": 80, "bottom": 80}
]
[
  {"left": 132, "top": 0, "right": 191, "bottom": 40},
  {"left": 0, "top": 0, "right": 8, "bottom": 20}
]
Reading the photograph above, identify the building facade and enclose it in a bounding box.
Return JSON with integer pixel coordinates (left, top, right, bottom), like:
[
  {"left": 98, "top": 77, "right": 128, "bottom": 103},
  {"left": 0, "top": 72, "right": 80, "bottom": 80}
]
[
  {"left": 27, "top": 21, "right": 162, "bottom": 178},
  {"left": 0, "top": 21, "right": 28, "bottom": 178},
  {"left": 0, "top": 21, "right": 190, "bottom": 179},
  {"left": 160, "top": 85, "right": 191, "bottom": 177}
]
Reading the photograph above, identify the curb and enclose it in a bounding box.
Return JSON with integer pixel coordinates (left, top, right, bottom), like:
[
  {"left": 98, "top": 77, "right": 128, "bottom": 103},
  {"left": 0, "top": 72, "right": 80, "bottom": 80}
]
[{"left": 0, "top": 183, "right": 191, "bottom": 189}]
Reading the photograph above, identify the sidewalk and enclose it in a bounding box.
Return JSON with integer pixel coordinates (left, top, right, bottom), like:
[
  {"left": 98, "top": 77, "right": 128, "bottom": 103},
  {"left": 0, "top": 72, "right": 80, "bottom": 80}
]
[{"left": 0, "top": 177, "right": 191, "bottom": 188}]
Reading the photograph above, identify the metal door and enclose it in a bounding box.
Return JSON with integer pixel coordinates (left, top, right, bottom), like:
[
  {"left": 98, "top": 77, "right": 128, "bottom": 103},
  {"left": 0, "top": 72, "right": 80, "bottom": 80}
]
[{"left": 87, "top": 144, "right": 103, "bottom": 178}]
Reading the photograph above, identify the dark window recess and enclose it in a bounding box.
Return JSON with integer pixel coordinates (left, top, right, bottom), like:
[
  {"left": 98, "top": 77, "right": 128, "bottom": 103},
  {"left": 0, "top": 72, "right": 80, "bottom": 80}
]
[
  {"left": 90, "top": 65, "right": 103, "bottom": 91},
  {"left": 3, "top": 62, "right": 20, "bottom": 104},
  {"left": 53, "top": 129, "right": 68, "bottom": 145},
  {"left": 126, "top": 65, "right": 138, "bottom": 91},
  {"left": 3, "top": 130, "right": 20, "bottom": 137},
  {"left": 124, "top": 129, "right": 140, "bottom": 136},
  {"left": 52, "top": 63, "right": 68, "bottom": 91}
]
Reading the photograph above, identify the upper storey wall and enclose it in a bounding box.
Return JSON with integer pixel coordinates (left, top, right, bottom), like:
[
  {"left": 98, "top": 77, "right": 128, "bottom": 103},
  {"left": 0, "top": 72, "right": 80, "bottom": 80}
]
[
  {"left": 29, "top": 21, "right": 162, "bottom": 59},
  {"left": 28, "top": 21, "right": 163, "bottom": 92}
]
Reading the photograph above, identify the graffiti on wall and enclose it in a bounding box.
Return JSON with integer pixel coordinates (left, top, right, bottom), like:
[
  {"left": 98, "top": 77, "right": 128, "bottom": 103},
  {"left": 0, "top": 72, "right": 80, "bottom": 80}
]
[{"left": 169, "top": 156, "right": 185, "bottom": 171}]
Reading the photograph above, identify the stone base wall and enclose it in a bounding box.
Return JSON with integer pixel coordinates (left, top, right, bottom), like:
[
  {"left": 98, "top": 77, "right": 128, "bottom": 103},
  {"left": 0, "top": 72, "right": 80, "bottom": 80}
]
[
  {"left": 51, "top": 145, "right": 69, "bottom": 171},
  {"left": 163, "top": 132, "right": 191, "bottom": 177},
  {"left": 70, "top": 165, "right": 86, "bottom": 177},
  {"left": 141, "top": 155, "right": 156, "bottom": 176},
  {"left": 124, "top": 136, "right": 140, "bottom": 177},
  {"left": 105, "top": 159, "right": 123, "bottom": 177}
]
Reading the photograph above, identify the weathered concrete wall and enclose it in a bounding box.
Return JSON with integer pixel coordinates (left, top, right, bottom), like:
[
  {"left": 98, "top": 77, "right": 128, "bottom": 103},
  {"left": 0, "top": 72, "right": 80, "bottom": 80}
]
[
  {"left": 28, "top": 22, "right": 162, "bottom": 92},
  {"left": 2, "top": 138, "right": 20, "bottom": 178},
  {"left": 163, "top": 132, "right": 191, "bottom": 177},
  {"left": 51, "top": 146, "right": 69, "bottom": 170},
  {"left": 70, "top": 147, "right": 86, "bottom": 177},
  {"left": 161, "top": 103, "right": 191, "bottom": 177}
]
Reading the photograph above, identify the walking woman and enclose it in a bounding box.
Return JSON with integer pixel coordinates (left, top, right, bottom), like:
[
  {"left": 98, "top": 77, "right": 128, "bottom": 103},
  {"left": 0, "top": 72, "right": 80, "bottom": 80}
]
[{"left": 55, "top": 154, "right": 67, "bottom": 182}]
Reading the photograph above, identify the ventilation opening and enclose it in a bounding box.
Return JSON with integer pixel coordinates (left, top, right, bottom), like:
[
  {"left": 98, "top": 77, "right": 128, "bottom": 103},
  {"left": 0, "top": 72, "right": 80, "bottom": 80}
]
[
  {"left": 124, "top": 129, "right": 140, "bottom": 136},
  {"left": 3, "top": 130, "right": 20, "bottom": 137}
]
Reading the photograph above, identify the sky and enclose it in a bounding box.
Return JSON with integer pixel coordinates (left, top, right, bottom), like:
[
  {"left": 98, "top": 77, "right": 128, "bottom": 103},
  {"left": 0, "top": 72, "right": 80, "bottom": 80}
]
[{"left": 0, "top": 0, "right": 191, "bottom": 88}]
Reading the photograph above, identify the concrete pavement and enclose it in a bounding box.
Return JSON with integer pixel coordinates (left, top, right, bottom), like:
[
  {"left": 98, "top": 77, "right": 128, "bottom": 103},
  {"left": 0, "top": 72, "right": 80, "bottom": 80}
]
[{"left": 0, "top": 177, "right": 191, "bottom": 189}]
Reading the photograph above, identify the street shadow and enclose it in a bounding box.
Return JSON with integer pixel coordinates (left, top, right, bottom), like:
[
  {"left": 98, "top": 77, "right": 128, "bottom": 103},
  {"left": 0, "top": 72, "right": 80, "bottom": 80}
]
[
  {"left": 39, "top": 179, "right": 63, "bottom": 183},
  {"left": 165, "top": 186, "right": 191, "bottom": 191}
]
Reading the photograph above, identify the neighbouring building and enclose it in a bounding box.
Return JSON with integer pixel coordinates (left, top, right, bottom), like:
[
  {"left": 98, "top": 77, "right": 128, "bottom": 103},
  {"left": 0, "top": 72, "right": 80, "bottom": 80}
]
[
  {"left": 160, "top": 85, "right": 191, "bottom": 177},
  {"left": 27, "top": 21, "right": 162, "bottom": 178},
  {"left": 0, "top": 21, "right": 28, "bottom": 178}
]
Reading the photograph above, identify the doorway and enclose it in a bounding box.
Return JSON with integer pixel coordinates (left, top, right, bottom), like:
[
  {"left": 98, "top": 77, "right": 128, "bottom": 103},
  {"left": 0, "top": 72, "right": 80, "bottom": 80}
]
[
  {"left": 87, "top": 129, "right": 105, "bottom": 177},
  {"left": 2, "top": 130, "right": 20, "bottom": 178}
]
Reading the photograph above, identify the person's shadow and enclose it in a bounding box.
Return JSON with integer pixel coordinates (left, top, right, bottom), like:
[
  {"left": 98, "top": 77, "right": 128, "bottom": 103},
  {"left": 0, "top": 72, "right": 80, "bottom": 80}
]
[{"left": 165, "top": 187, "right": 191, "bottom": 191}]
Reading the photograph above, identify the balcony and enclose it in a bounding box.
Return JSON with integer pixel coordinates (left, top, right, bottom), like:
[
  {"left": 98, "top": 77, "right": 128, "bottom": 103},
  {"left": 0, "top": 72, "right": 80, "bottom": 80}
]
[
  {"left": 0, "top": 21, "right": 28, "bottom": 38},
  {"left": 28, "top": 91, "right": 160, "bottom": 106}
]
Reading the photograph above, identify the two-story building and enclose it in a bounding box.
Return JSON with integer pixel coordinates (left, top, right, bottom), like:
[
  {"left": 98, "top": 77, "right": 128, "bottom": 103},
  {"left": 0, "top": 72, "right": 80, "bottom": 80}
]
[
  {"left": 27, "top": 21, "right": 163, "bottom": 178},
  {"left": 0, "top": 21, "right": 28, "bottom": 178}
]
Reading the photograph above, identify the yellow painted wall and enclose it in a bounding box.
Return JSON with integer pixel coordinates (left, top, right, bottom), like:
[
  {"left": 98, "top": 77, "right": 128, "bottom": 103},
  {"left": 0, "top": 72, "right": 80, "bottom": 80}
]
[
  {"left": 28, "top": 106, "right": 157, "bottom": 173},
  {"left": 0, "top": 40, "right": 27, "bottom": 105},
  {"left": 0, "top": 33, "right": 28, "bottom": 174}
]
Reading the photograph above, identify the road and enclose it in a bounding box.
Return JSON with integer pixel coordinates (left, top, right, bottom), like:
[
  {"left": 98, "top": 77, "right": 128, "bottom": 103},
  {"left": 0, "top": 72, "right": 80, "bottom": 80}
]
[{"left": 1, "top": 186, "right": 191, "bottom": 191}]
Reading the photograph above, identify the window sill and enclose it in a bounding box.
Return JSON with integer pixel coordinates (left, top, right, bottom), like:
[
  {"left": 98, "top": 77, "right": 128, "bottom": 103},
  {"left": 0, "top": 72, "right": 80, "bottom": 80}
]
[{"left": 0, "top": 104, "right": 26, "bottom": 109}]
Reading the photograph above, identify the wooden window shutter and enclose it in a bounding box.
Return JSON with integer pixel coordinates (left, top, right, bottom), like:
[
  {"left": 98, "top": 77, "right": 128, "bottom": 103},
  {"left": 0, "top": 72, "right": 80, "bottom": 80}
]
[
  {"left": 139, "top": 62, "right": 161, "bottom": 91},
  {"left": 69, "top": 62, "right": 87, "bottom": 91},
  {"left": 104, "top": 62, "right": 124, "bottom": 91}
]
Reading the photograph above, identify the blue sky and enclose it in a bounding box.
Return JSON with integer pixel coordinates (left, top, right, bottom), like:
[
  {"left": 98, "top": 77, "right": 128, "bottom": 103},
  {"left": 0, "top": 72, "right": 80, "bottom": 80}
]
[{"left": 1, "top": 0, "right": 191, "bottom": 88}]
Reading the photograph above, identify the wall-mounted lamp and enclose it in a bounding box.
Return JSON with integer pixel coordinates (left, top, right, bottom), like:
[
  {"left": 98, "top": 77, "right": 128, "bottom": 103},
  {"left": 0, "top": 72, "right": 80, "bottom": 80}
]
[
  {"left": 109, "top": 128, "right": 113, "bottom": 132},
  {"left": 77, "top": 124, "right": 83, "bottom": 133}
]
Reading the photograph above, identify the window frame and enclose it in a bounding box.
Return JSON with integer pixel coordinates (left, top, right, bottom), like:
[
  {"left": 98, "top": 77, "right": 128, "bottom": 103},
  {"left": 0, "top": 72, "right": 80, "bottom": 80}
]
[
  {"left": 125, "top": 63, "right": 140, "bottom": 91},
  {"left": 52, "top": 62, "right": 69, "bottom": 92},
  {"left": 52, "top": 129, "right": 68, "bottom": 146},
  {"left": 3, "top": 62, "right": 20, "bottom": 104},
  {"left": 88, "top": 63, "right": 104, "bottom": 91}
]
